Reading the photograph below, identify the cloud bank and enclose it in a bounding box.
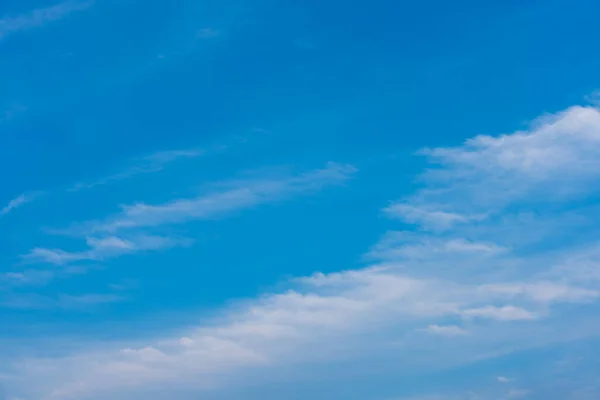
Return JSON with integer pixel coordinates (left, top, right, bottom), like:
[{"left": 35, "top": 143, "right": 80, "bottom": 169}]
[{"left": 4, "top": 105, "right": 600, "bottom": 399}]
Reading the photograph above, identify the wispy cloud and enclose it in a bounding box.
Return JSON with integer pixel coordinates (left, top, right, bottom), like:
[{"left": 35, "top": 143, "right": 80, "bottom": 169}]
[
  {"left": 0, "top": 148, "right": 202, "bottom": 224},
  {"left": 383, "top": 106, "right": 600, "bottom": 234},
  {"left": 1, "top": 292, "right": 123, "bottom": 310},
  {"left": 5, "top": 104, "right": 600, "bottom": 399},
  {"left": 1, "top": 265, "right": 88, "bottom": 288},
  {"left": 68, "top": 162, "right": 356, "bottom": 234},
  {"left": 68, "top": 148, "right": 204, "bottom": 192},
  {"left": 585, "top": 90, "right": 600, "bottom": 106},
  {"left": 0, "top": 0, "right": 93, "bottom": 40},
  {"left": 23, "top": 235, "right": 189, "bottom": 266},
  {"left": 26, "top": 163, "right": 356, "bottom": 266},
  {"left": 1, "top": 269, "right": 55, "bottom": 287},
  {"left": 479, "top": 282, "right": 600, "bottom": 304},
  {"left": 461, "top": 306, "right": 537, "bottom": 321},
  {"left": 0, "top": 193, "right": 36, "bottom": 217},
  {"left": 384, "top": 204, "right": 486, "bottom": 231},
  {"left": 421, "top": 325, "right": 469, "bottom": 336},
  {"left": 368, "top": 232, "right": 507, "bottom": 262}
]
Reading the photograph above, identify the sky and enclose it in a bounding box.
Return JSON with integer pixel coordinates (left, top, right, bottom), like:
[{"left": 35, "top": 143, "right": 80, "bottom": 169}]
[{"left": 1, "top": 0, "right": 600, "bottom": 399}]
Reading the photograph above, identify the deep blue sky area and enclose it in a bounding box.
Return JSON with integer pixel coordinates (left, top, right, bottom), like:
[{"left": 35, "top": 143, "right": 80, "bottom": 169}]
[{"left": 2, "top": 1, "right": 600, "bottom": 399}]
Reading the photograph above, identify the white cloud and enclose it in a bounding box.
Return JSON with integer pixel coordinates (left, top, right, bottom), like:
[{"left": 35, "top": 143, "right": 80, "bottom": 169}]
[
  {"left": 384, "top": 203, "right": 485, "bottom": 231},
  {"left": 142, "top": 149, "right": 203, "bottom": 164},
  {"left": 24, "top": 235, "right": 189, "bottom": 266},
  {"left": 369, "top": 232, "right": 506, "bottom": 262},
  {"left": 4, "top": 264, "right": 593, "bottom": 399},
  {"left": 77, "top": 162, "right": 356, "bottom": 234},
  {"left": 397, "top": 106, "right": 600, "bottom": 228},
  {"left": 25, "top": 163, "right": 356, "bottom": 267},
  {"left": 0, "top": 194, "right": 33, "bottom": 217},
  {"left": 479, "top": 282, "right": 600, "bottom": 304},
  {"left": 546, "top": 244, "right": 600, "bottom": 284},
  {"left": 586, "top": 90, "right": 600, "bottom": 106},
  {"left": 421, "top": 325, "right": 468, "bottom": 336},
  {"left": 0, "top": 0, "right": 93, "bottom": 40},
  {"left": 423, "top": 106, "right": 600, "bottom": 181},
  {"left": 1, "top": 270, "right": 55, "bottom": 286},
  {"left": 461, "top": 306, "right": 537, "bottom": 321},
  {"left": 5, "top": 104, "right": 600, "bottom": 399},
  {"left": 497, "top": 376, "right": 510, "bottom": 383}
]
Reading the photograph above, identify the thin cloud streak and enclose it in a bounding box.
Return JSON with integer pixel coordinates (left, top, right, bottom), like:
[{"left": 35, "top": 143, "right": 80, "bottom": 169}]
[
  {"left": 25, "top": 163, "right": 356, "bottom": 266},
  {"left": 68, "top": 148, "right": 204, "bottom": 192},
  {"left": 24, "top": 235, "right": 191, "bottom": 266},
  {"left": 1, "top": 292, "right": 123, "bottom": 310},
  {"left": 0, "top": 0, "right": 94, "bottom": 40},
  {"left": 0, "top": 193, "right": 35, "bottom": 217},
  {"left": 71, "top": 162, "right": 356, "bottom": 234},
  {"left": 1, "top": 147, "right": 203, "bottom": 222},
  {"left": 421, "top": 325, "right": 469, "bottom": 336}
]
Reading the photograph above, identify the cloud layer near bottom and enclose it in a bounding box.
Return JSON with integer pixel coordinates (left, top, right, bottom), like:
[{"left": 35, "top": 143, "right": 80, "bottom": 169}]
[{"left": 4, "top": 105, "right": 600, "bottom": 399}]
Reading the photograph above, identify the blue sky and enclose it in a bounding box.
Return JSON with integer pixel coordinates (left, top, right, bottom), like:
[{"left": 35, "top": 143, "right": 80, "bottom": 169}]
[{"left": 2, "top": 0, "right": 600, "bottom": 399}]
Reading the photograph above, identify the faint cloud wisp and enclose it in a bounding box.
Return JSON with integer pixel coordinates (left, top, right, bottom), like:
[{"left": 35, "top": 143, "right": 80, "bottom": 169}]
[{"left": 0, "top": 0, "right": 94, "bottom": 40}]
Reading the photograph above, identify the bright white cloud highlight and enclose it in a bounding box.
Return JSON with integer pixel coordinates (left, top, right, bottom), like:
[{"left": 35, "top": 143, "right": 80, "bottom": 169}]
[
  {"left": 424, "top": 106, "right": 600, "bottom": 180},
  {"left": 392, "top": 106, "right": 600, "bottom": 228}
]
